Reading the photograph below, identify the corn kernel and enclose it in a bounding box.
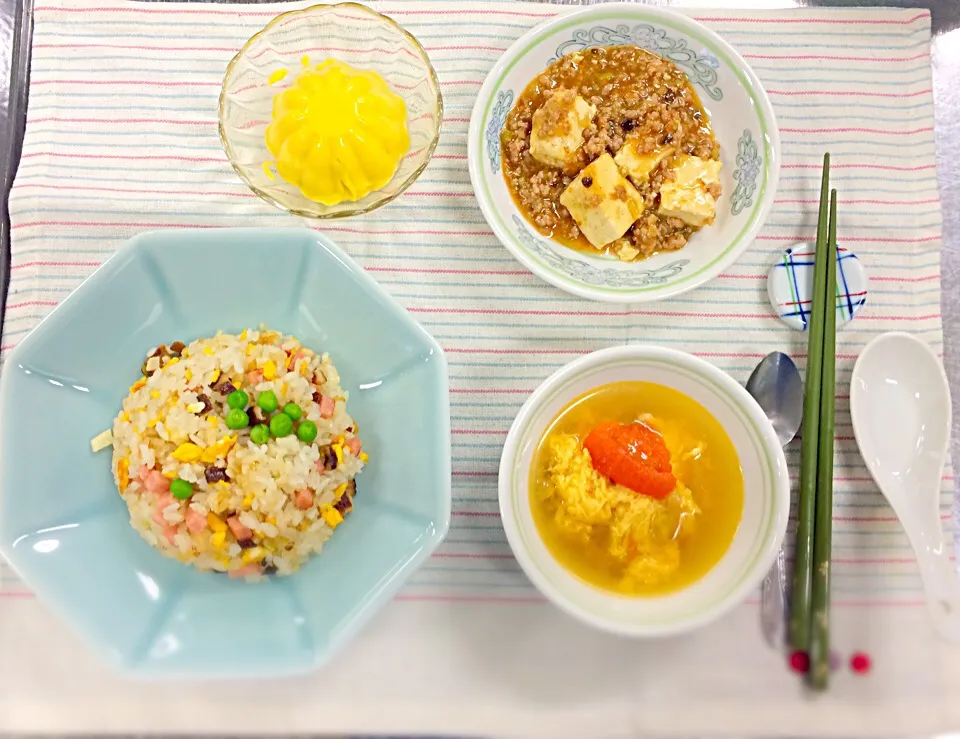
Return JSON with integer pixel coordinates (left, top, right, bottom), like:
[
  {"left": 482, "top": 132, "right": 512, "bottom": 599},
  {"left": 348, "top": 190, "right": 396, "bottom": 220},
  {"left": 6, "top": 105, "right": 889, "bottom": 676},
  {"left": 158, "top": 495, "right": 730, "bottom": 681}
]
[
  {"left": 241, "top": 547, "right": 266, "bottom": 564},
  {"left": 334, "top": 483, "right": 347, "bottom": 497},
  {"left": 246, "top": 343, "right": 255, "bottom": 356},
  {"left": 359, "top": 452, "right": 369, "bottom": 463},
  {"left": 263, "top": 360, "right": 277, "bottom": 380},
  {"left": 203, "top": 346, "right": 214, "bottom": 356},
  {"left": 240, "top": 329, "right": 248, "bottom": 341},
  {"left": 210, "top": 368, "right": 221, "bottom": 384},
  {"left": 216, "top": 481, "right": 230, "bottom": 490},
  {"left": 172, "top": 442, "right": 203, "bottom": 463},
  {"left": 129, "top": 378, "right": 146, "bottom": 393},
  {"left": 209, "top": 417, "right": 218, "bottom": 428},
  {"left": 150, "top": 390, "right": 161, "bottom": 399},
  {"left": 322, "top": 507, "right": 344, "bottom": 529},
  {"left": 186, "top": 402, "right": 205, "bottom": 414},
  {"left": 279, "top": 382, "right": 287, "bottom": 396},
  {"left": 184, "top": 368, "right": 193, "bottom": 382},
  {"left": 166, "top": 357, "right": 179, "bottom": 366},
  {"left": 162, "top": 469, "right": 179, "bottom": 479},
  {"left": 333, "top": 444, "right": 344, "bottom": 467},
  {"left": 266, "top": 516, "right": 276, "bottom": 525},
  {"left": 210, "top": 531, "right": 227, "bottom": 548},
  {"left": 242, "top": 495, "right": 253, "bottom": 508},
  {"left": 207, "top": 513, "right": 226, "bottom": 532}
]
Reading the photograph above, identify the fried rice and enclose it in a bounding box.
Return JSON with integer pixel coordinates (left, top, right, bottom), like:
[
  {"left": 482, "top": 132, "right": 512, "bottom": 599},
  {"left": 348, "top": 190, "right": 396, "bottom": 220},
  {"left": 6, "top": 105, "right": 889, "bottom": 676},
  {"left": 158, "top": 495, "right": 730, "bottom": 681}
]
[{"left": 99, "top": 328, "right": 365, "bottom": 580}]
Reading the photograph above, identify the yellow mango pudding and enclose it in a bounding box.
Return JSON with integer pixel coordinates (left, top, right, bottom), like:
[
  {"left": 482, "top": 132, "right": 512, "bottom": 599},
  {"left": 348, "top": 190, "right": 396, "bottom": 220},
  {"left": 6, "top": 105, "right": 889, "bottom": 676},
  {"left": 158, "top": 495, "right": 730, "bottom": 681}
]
[
  {"left": 529, "top": 380, "right": 744, "bottom": 596},
  {"left": 265, "top": 58, "right": 411, "bottom": 206}
]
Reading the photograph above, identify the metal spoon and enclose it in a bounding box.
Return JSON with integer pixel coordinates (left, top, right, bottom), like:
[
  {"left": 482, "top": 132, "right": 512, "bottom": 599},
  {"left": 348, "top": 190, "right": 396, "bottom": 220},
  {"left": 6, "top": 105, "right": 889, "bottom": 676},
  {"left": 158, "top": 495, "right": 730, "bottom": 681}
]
[
  {"left": 850, "top": 332, "right": 960, "bottom": 643},
  {"left": 746, "top": 352, "right": 804, "bottom": 648}
]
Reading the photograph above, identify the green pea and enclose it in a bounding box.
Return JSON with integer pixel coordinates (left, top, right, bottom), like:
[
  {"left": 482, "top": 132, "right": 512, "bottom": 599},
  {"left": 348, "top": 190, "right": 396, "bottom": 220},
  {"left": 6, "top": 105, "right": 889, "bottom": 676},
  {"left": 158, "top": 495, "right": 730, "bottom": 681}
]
[
  {"left": 283, "top": 402, "right": 302, "bottom": 421},
  {"left": 227, "top": 389, "right": 249, "bottom": 410},
  {"left": 225, "top": 408, "right": 249, "bottom": 430},
  {"left": 297, "top": 419, "right": 318, "bottom": 443},
  {"left": 171, "top": 478, "right": 193, "bottom": 500},
  {"left": 270, "top": 413, "right": 293, "bottom": 438},
  {"left": 250, "top": 424, "right": 270, "bottom": 445},
  {"left": 258, "top": 390, "right": 278, "bottom": 413}
]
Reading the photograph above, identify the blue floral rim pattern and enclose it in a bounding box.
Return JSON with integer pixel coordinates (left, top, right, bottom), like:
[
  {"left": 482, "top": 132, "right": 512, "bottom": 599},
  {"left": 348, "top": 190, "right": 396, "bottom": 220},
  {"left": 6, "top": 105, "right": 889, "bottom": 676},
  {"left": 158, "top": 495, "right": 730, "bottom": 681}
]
[
  {"left": 731, "top": 129, "right": 761, "bottom": 216},
  {"left": 513, "top": 216, "right": 689, "bottom": 288}
]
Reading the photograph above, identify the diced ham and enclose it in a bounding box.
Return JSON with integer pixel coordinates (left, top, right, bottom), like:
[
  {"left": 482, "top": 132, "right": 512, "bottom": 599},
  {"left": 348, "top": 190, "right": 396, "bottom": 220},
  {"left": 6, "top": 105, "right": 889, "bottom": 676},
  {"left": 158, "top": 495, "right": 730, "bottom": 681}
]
[
  {"left": 294, "top": 489, "right": 314, "bottom": 510},
  {"left": 144, "top": 470, "right": 171, "bottom": 494},
  {"left": 152, "top": 492, "right": 177, "bottom": 526},
  {"left": 138, "top": 465, "right": 151, "bottom": 481},
  {"left": 247, "top": 369, "right": 263, "bottom": 386},
  {"left": 161, "top": 526, "right": 178, "bottom": 545},
  {"left": 185, "top": 507, "right": 208, "bottom": 534},
  {"left": 228, "top": 563, "right": 261, "bottom": 579},
  {"left": 227, "top": 516, "right": 253, "bottom": 541},
  {"left": 345, "top": 437, "right": 362, "bottom": 456},
  {"left": 287, "top": 349, "right": 310, "bottom": 370},
  {"left": 319, "top": 395, "right": 336, "bottom": 419}
]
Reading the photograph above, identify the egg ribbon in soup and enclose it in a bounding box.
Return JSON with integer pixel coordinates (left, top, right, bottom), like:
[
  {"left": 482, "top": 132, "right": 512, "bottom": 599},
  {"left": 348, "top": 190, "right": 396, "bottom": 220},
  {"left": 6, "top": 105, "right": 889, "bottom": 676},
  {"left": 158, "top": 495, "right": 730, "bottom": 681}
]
[{"left": 529, "top": 381, "right": 744, "bottom": 596}]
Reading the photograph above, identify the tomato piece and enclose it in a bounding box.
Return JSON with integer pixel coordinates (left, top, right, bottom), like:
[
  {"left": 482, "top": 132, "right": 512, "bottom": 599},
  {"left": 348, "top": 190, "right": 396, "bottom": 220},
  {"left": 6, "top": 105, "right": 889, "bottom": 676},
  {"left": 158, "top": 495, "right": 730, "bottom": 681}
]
[{"left": 583, "top": 420, "right": 676, "bottom": 498}]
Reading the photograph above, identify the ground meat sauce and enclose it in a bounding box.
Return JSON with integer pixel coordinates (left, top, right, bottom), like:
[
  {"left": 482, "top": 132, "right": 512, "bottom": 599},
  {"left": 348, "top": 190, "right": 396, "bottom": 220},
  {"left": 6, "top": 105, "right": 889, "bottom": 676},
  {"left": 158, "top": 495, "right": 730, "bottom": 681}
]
[{"left": 501, "top": 46, "right": 720, "bottom": 260}]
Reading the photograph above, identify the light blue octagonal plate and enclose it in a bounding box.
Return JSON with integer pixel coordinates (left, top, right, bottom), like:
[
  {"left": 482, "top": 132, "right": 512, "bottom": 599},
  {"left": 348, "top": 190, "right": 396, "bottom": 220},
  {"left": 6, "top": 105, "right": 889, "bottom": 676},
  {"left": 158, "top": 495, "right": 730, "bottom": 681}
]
[{"left": 0, "top": 227, "right": 451, "bottom": 678}]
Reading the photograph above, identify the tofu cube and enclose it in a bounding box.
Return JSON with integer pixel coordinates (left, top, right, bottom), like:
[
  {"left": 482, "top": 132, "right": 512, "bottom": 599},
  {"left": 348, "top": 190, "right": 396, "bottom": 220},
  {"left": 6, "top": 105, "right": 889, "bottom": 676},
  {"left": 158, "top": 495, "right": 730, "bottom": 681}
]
[
  {"left": 560, "top": 154, "right": 645, "bottom": 249},
  {"left": 614, "top": 140, "right": 675, "bottom": 185},
  {"left": 658, "top": 184, "right": 717, "bottom": 227},
  {"left": 658, "top": 155, "right": 723, "bottom": 228},
  {"left": 671, "top": 155, "right": 722, "bottom": 188},
  {"left": 614, "top": 241, "right": 641, "bottom": 262},
  {"left": 529, "top": 90, "right": 597, "bottom": 168}
]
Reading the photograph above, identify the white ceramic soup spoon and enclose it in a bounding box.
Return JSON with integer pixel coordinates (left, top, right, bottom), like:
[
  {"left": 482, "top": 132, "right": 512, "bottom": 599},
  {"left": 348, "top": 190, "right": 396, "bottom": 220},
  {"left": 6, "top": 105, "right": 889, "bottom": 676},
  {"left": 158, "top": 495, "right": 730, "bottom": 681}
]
[{"left": 851, "top": 332, "right": 960, "bottom": 643}]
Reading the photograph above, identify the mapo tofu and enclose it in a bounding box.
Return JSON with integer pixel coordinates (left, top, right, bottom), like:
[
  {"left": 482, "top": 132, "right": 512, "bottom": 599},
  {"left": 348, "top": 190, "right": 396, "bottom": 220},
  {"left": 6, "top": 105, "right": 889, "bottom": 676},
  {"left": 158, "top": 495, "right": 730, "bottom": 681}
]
[{"left": 501, "top": 45, "right": 722, "bottom": 262}]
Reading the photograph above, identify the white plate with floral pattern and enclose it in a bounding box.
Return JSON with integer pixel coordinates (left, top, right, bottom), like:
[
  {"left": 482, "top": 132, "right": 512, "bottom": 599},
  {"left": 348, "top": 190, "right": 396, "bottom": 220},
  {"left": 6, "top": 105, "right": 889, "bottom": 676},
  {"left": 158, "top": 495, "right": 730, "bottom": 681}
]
[{"left": 467, "top": 3, "right": 780, "bottom": 303}]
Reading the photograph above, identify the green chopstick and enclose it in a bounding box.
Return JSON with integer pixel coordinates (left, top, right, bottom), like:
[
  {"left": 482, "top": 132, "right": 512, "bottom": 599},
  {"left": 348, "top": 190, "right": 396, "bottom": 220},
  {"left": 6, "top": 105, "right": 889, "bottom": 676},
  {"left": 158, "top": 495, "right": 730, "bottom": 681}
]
[
  {"left": 809, "top": 190, "right": 838, "bottom": 690},
  {"left": 788, "top": 153, "right": 830, "bottom": 652}
]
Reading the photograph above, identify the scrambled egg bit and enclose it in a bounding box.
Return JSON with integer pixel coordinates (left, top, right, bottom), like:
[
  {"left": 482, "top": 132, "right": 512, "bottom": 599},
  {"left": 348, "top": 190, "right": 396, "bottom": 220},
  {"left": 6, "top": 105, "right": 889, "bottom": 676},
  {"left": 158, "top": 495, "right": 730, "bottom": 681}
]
[{"left": 540, "top": 432, "right": 698, "bottom": 586}]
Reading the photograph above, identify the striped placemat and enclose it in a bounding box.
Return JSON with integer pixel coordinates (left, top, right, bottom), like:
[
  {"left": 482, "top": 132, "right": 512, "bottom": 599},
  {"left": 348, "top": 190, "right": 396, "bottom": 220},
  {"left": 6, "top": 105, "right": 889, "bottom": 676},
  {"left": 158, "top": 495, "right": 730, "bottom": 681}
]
[{"left": 1, "top": 2, "right": 958, "bottom": 735}]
